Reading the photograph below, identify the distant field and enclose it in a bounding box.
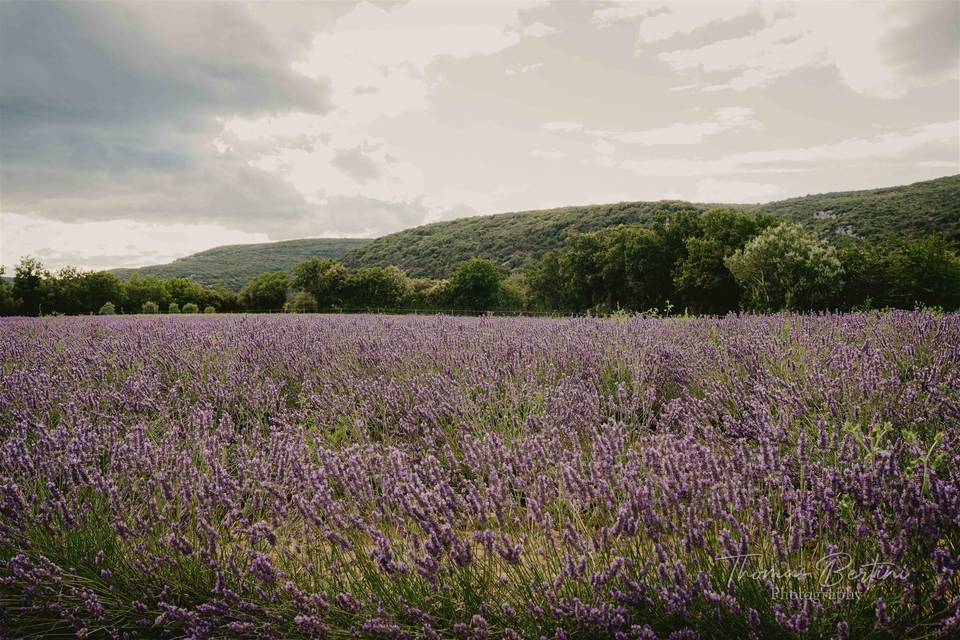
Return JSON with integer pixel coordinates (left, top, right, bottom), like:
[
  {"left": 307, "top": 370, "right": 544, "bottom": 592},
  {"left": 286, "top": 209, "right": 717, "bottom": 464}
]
[{"left": 1, "top": 312, "right": 958, "bottom": 638}]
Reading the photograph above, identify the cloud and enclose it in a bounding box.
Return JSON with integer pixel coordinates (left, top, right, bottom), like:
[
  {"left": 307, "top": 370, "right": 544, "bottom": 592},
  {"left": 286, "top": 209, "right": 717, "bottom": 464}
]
[
  {"left": 594, "top": 2, "right": 759, "bottom": 44},
  {"left": 543, "top": 107, "right": 758, "bottom": 146},
  {"left": 599, "top": 120, "right": 959, "bottom": 177},
  {"left": 506, "top": 62, "right": 545, "bottom": 75},
  {"left": 530, "top": 149, "right": 568, "bottom": 159},
  {"left": 0, "top": 1, "right": 337, "bottom": 233},
  {"left": 292, "top": 1, "right": 552, "bottom": 123},
  {"left": 655, "top": 2, "right": 959, "bottom": 98},
  {"left": 590, "top": 107, "right": 758, "bottom": 145},
  {"left": 1, "top": 213, "right": 270, "bottom": 272}
]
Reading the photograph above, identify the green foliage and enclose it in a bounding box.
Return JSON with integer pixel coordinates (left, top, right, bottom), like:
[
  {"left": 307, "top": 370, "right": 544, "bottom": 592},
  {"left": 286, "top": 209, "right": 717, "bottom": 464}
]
[
  {"left": 291, "top": 258, "right": 349, "bottom": 308},
  {"left": 181, "top": 302, "right": 199, "bottom": 314},
  {"left": 725, "top": 223, "right": 844, "bottom": 311},
  {"left": 345, "top": 266, "right": 411, "bottom": 310},
  {"left": 141, "top": 301, "right": 159, "bottom": 314},
  {"left": 759, "top": 174, "right": 960, "bottom": 250},
  {"left": 203, "top": 305, "right": 216, "bottom": 314},
  {"left": 164, "top": 277, "right": 206, "bottom": 306},
  {"left": 167, "top": 302, "right": 181, "bottom": 314},
  {"left": 447, "top": 258, "right": 507, "bottom": 311},
  {"left": 111, "top": 238, "right": 369, "bottom": 290},
  {"left": 881, "top": 236, "right": 960, "bottom": 309},
  {"left": 288, "top": 291, "right": 318, "bottom": 313},
  {"left": 98, "top": 301, "right": 116, "bottom": 315},
  {"left": 82, "top": 271, "right": 123, "bottom": 313},
  {"left": 674, "top": 209, "right": 776, "bottom": 313},
  {"left": 240, "top": 272, "right": 289, "bottom": 311},
  {"left": 13, "top": 256, "right": 47, "bottom": 315},
  {"left": 344, "top": 201, "right": 703, "bottom": 278},
  {"left": 124, "top": 275, "right": 171, "bottom": 312},
  {"left": 0, "top": 267, "right": 16, "bottom": 316}
]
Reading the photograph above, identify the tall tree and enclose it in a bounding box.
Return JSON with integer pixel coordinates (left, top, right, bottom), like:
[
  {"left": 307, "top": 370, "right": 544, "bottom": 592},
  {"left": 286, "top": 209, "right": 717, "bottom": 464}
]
[
  {"left": 241, "top": 272, "right": 289, "bottom": 311},
  {"left": 675, "top": 209, "right": 775, "bottom": 314},
  {"left": 447, "top": 258, "right": 506, "bottom": 312},
  {"left": 13, "top": 256, "right": 47, "bottom": 316},
  {"left": 292, "top": 259, "right": 349, "bottom": 309},
  {"left": 725, "top": 223, "right": 844, "bottom": 311}
]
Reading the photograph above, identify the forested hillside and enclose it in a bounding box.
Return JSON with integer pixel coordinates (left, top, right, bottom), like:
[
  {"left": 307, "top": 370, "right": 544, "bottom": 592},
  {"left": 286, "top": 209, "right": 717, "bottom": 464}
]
[
  {"left": 111, "top": 238, "right": 369, "bottom": 290},
  {"left": 759, "top": 175, "right": 960, "bottom": 248},
  {"left": 342, "top": 175, "right": 959, "bottom": 278},
  {"left": 108, "top": 175, "right": 959, "bottom": 284}
]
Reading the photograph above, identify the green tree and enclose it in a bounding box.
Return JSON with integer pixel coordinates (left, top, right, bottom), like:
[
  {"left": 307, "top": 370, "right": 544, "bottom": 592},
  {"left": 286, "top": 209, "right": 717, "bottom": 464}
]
[
  {"left": 124, "top": 275, "right": 170, "bottom": 312},
  {"left": 203, "top": 305, "right": 216, "bottom": 314},
  {"left": 98, "top": 301, "right": 116, "bottom": 315},
  {"left": 675, "top": 209, "right": 775, "bottom": 313},
  {"left": 13, "top": 256, "right": 48, "bottom": 316},
  {"left": 164, "top": 278, "right": 206, "bottom": 307},
  {"left": 0, "top": 267, "right": 19, "bottom": 315},
  {"left": 141, "top": 301, "right": 159, "bottom": 314},
  {"left": 168, "top": 302, "right": 181, "bottom": 314},
  {"left": 182, "top": 302, "right": 199, "bottom": 314},
  {"left": 882, "top": 236, "right": 960, "bottom": 309},
  {"left": 289, "top": 291, "right": 318, "bottom": 313},
  {"left": 292, "top": 259, "right": 349, "bottom": 308},
  {"left": 835, "top": 238, "right": 885, "bottom": 310},
  {"left": 83, "top": 271, "right": 123, "bottom": 313},
  {"left": 346, "top": 266, "right": 411, "bottom": 310},
  {"left": 725, "top": 223, "right": 844, "bottom": 311},
  {"left": 241, "top": 272, "right": 289, "bottom": 311},
  {"left": 447, "top": 258, "right": 507, "bottom": 312}
]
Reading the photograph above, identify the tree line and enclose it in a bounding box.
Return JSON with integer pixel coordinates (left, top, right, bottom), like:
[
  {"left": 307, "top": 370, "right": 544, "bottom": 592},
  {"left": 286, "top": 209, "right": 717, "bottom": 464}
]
[{"left": 3, "top": 207, "right": 958, "bottom": 317}]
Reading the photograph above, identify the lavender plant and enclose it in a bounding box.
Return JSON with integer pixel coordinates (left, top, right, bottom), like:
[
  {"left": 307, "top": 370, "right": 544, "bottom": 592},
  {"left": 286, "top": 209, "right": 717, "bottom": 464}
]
[{"left": 0, "top": 312, "right": 957, "bottom": 638}]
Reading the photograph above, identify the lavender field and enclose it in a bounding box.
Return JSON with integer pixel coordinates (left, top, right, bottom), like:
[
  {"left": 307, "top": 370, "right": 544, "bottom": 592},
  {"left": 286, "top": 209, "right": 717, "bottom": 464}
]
[{"left": 1, "top": 312, "right": 958, "bottom": 639}]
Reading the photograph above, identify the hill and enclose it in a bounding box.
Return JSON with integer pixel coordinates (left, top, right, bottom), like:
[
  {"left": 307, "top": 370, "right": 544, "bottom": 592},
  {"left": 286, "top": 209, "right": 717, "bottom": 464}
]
[
  {"left": 110, "top": 175, "right": 959, "bottom": 284},
  {"left": 112, "top": 238, "right": 369, "bottom": 290},
  {"left": 758, "top": 175, "right": 960, "bottom": 246},
  {"left": 341, "top": 175, "right": 959, "bottom": 278},
  {"left": 342, "top": 200, "right": 709, "bottom": 278}
]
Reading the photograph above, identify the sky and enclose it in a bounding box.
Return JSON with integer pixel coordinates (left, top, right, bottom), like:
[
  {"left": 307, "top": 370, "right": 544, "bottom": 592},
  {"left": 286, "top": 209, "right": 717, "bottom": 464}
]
[{"left": 1, "top": 0, "right": 958, "bottom": 272}]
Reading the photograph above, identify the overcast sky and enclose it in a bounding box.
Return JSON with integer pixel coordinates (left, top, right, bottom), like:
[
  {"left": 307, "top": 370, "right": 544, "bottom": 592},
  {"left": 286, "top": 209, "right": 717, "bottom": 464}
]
[{"left": 1, "top": 0, "right": 958, "bottom": 271}]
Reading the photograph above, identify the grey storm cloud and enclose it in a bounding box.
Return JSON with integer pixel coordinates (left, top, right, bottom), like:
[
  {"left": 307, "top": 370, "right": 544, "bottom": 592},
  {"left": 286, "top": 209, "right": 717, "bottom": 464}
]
[{"left": 0, "top": 0, "right": 340, "bottom": 231}]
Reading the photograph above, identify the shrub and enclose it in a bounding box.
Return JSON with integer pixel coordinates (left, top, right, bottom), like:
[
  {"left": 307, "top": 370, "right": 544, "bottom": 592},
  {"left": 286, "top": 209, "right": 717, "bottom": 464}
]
[
  {"left": 168, "top": 302, "right": 180, "bottom": 314},
  {"left": 97, "top": 301, "right": 116, "bottom": 315},
  {"left": 141, "top": 301, "right": 159, "bottom": 314},
  {"left": 289, "top": 291, "right": 319, "bottom": 313},
  {"left": 182, "top": 302, "right": 199, "bottom": 314},
  {"left": 203, "top": 305, "right": 216, "bottom": 314}
]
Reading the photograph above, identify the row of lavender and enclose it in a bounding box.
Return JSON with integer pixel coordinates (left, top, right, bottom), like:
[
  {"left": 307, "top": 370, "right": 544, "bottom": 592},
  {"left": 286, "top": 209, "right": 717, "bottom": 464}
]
[{"left": 1, "top": 312, "right": 958, "bottom": 638}]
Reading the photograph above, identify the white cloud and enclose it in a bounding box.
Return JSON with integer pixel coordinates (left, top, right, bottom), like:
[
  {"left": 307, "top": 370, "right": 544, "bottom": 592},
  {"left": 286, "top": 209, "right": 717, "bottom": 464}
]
[
  {"left": 594, "top": 2, "right": 760, "bottom": 44},
  {"left": 601, "top": 120, "right": 959, "bottom": 177},
  {"left": 685, "top": 178, "right": 784, "bottom": 203},
  {"left": 506, "top": 61, "right": 544, "bottom": 75},
  {"left": 657, "top": 2, "right": 958, "bottom": 98},
  {"left": 1, "top": 213, "right": 270, "bottom": 272},
  {"left": 589, "top": 107, "right": 758, "bottom": 145},
  {"left": 530, "top": 149, "right": 568, "bottom": 159},
  {"left": 292, "top": 1, "right": 551, "bottom": 123},
  {"left": 543, "top": 108, "right": 758, "bottom": 147}
]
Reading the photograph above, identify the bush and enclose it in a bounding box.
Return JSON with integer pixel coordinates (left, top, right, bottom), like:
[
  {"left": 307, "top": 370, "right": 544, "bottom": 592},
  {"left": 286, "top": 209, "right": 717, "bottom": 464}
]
[
  {"left": 141, "top": 301, "right": 159, "bottom": 314},
  {"left": 203, "top": 305, "right": 216, "bottom": 314},
  {"left": 98, "top": 301, "right": 116, "bottom": 315},
  {"left": 289, "top": 291, "right": 319, "bottom": 313},
  {"left": 182, "top": 302, "right": 199, "bottom": 314},
  {"left": 168, "top": 302, "right": 180, "bottom": 314}
]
